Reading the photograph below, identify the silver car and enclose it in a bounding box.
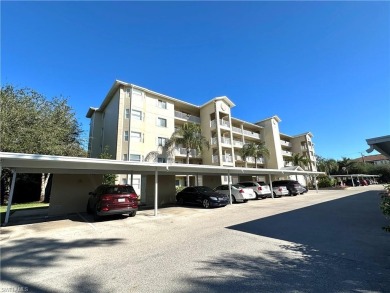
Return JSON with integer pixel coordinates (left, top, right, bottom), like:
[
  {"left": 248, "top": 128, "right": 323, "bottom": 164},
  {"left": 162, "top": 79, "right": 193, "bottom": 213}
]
[
  {"left": 272, "top": 185, "right": 289, "bottom": 197},
  {"left": 214, "top": 184, "right": 256, "bottom": 203}
]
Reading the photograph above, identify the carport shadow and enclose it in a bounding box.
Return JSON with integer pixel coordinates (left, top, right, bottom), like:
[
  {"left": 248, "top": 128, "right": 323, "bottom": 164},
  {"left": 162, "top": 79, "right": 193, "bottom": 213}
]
[
  {"left": 1, "top": 237, "right": 124, "bottom": 292},
  {"left": 227, "top": 190, "right": 390, "bottom": 267},
  {"left": 181, "top": 190, "right": 390, "bottom": 292}
]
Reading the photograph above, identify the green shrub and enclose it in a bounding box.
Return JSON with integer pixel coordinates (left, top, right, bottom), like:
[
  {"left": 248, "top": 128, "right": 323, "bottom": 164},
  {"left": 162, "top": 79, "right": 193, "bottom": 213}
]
[
  {"left": 317, "top": 176, "right": 335, "bottom": 188},
  {"left": 380, "top": 184, "right": 390, "bottom": 232}
]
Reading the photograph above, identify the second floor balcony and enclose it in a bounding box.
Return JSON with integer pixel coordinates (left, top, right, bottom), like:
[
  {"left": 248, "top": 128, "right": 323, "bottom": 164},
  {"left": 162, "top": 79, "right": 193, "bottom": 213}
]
[{"left": 175, "top": 147, "right": 200, "bottom": 158}]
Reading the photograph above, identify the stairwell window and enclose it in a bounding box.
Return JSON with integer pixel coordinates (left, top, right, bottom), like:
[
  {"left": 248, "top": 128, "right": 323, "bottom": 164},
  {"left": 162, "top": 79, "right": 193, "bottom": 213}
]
[
  {"left": 157, "top": 117, "right": 167, "bottom": 127},
  {"left": 132, "top": 109, "right": 142, "bottom": 120},
  {"left": 124, "top": 131, "right": 129, "bottom": 141},
  {"left": 125, "top": 109, "right": 130, "bottom": 119},
  {"left": 130, "top": 154, "right": 141, "bottom": 162},
  {"left": 131, "top": 131, "right": 142, "bottom": 142},
  {"left": 158, "top": 100, "right": 167, "bottom": 109}
]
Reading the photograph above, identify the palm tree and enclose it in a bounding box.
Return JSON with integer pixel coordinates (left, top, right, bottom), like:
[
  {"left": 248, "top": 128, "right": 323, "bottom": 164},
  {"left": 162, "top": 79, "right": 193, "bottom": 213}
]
[
  {"left": 167, "top": 123, "right": 210, "bottom": 165},
  {"left": 316, "top": 155, "right": 338, "bottom": 175},
  {"left": 286, "top": 153, "right": 310, "bottom": 169},
  {"left": 337, "top": 157, "right": 354, "bottom": 174},
  {"left": 240, "top": 142, "right": 270, "bottom": 168}
]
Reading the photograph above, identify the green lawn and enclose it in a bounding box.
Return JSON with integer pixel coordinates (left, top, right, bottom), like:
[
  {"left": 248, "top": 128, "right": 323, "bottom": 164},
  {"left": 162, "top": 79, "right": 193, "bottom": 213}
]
[{"left": 0, "top": 202, "right": 49, "bottom": 213}]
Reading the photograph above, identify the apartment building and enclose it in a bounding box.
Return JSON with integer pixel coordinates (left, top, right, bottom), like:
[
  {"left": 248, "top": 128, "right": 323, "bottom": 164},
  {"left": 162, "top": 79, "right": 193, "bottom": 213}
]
[{"left": 86, "top": 80, "right": 317, "bottom": 193}]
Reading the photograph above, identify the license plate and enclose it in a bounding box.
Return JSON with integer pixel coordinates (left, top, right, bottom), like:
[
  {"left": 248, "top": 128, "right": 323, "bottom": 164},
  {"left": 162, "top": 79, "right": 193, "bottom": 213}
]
[{"left": 118, "top": 198, "right": 126, "bottom": 203}]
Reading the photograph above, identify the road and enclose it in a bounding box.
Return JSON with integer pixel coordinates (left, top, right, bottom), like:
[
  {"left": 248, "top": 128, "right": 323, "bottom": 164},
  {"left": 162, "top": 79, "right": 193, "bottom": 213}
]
[{"left": 1, "top": 185, "right": 389, "bottom": 293}]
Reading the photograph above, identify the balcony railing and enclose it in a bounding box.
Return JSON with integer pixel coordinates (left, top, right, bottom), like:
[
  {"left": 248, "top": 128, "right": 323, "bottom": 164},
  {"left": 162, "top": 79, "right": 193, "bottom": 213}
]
[
  {"left": 281, "top": 140, "right": 291, "bottom": 147},
  {"left": 174, "top": 111, "right": 200, "bottom": 123},
  {"left": 210, "top": 137, "right": 218, "bottom": 145},
  {"left": 175, "top": 147, "right": 199, "bottom": 157},
  {"left": 233, "top": 140, "right": 243, "bottom": 147},
  {"left": 243, "top": 130, "right": 260, "bottom": 139},
  {"left": 232, "top": 126, "right": 242, "bottom": 133},
  {"left": 210, "top": 119, "right": 231, "bottom": 128},
  {"left": 220, "top": 137, "right": 231, "bottom": 145},
  {"left": 212, "top": 155, "right": 219, "bottom": 164},
  {"left": 282, "top": 150, "right": 292, "bottom": 156},
  {"left": 222, "top": 155, "right": 233, "bottom": 163}
]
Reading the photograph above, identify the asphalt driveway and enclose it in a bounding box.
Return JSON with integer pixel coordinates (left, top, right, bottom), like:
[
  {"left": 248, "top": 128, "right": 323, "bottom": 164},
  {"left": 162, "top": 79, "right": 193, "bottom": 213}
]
[{"left": 1, "top": 185, "right": 389, "bottom": 292}]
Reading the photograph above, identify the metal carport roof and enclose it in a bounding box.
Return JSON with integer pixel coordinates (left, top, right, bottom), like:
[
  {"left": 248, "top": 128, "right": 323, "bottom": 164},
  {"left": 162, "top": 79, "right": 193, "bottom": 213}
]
[{"left": 0, "top": 152, "right": 325, "bottom": 225}]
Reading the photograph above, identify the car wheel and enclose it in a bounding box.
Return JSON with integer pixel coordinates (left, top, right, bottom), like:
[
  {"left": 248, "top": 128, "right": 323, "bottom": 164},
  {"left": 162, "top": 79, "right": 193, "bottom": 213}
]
[
  {"left": 129, "top": 211, "right": 136, "bottom": 217},
  {"left": 273, "top": 192, "right": 277, "bottom": 198},
  {"left": 93, "top": 206, "right": 101, "bottom": 222},
  {"left": 243, "top": 199, "right": 248, "bottom": 203},
  {"left": 202, "top": 199, "right": 210, "bottom": 209},
  {"left": 255, "top": 192, "right": 260, "bottom": 200},
  {"left": 177, "top": 198, "right": 184, "bottom": 205},
  {"left": 232, "top": 195, "right": 237, "bottom": 203}
]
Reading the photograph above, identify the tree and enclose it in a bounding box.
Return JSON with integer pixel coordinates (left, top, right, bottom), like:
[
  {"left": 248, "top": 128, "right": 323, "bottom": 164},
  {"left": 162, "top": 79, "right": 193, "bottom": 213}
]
[
  {"left": 154, "top": 123, "right": 209, "bottom": 186},
  {"left": 285, "top": 153, "right": 309, "bottom": 170},
  {"left": 0, "top": 85, "right": 86, "bottom": 203},
  {"left": 99, "top": 146, "right": 117, "bottom": 185},
  {"left": 316, "top": 155, "right": 338, "bottom": 175},
  {"left": 240, "top": 141, "right": 270, "bottom": 168},
  {"left": 337, "top": 157, "right": 355, "bottom": 174}
]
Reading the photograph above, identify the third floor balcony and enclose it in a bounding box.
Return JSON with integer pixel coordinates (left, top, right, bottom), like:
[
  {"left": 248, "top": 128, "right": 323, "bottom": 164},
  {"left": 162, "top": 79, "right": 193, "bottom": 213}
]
[{"left": 174, "top": 111, "right": 200, "bottom": 123}]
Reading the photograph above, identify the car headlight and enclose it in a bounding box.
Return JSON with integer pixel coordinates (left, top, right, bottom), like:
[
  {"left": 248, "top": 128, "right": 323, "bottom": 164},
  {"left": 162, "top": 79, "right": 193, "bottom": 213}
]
[{"left": 209, "top": 197, "right": 217, "bottom": 201}]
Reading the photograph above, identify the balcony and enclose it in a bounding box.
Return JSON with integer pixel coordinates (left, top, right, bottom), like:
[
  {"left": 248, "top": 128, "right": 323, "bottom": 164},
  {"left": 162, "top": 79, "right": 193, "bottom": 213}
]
[
  {"left": 212, "top": 155, "right": 219, "bottom": 164},
  {"left": 281, "top": 140, "right": 291, "bottom": 147},
  {"left": 233, "top": 140, "right": 243, "bottom": 148},
  {"left": 174, "top": 111, "right": 200, "bottom": 123},
  {"left": 210, "top": 137, "right": 218, "bottom": 145},
  {"left": 210, "top": 119, "right": 231, "bottom": 128},
  {"left": 232, "top": 126, "right": 242, "bottom": 134},
  {"left": 282, "top": 150, "right": 292, "bottom": 156},
  {"left": 222, "top": 155, "right": 233, "bottom": 163},
  {"left": 175, "top": 147, "right": 199, "bottom": 157},
  {"left": 220, "top": 137, "right": 231, "bottom": 145},
  {"left": 243, "top": 129, "right": 260, "bottom": 139}
]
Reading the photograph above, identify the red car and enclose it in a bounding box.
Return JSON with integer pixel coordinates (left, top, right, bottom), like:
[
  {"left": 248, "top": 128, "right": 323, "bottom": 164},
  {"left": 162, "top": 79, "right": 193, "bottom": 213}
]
[{"left": 87, "top": 184, "right": 138, "bottom": 221}]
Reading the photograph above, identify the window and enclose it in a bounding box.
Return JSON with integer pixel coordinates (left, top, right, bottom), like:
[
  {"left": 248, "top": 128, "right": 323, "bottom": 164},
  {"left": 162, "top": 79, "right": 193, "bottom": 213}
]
[
  {"left": 125, "top": 109, "right": 130, "bottom": 119},
  {"left": 124, "top": 131, "right": 129, "bottom": 141},
  {"left": 158, "top": 99, "right": 167, "bottom": 109},
  {"left": 132, "top": 109, "right": 142, "bottom": 120},
  {"left": 122, "top": 178, "right": 127, "bottom": 185},
  {"left": 131, "top": 131, "right": 142, "bottom": 142},
  {"left": 157, "top": 118, "right": 167, "bottom": 127},
  {"left": 130, "top": 154, "right": 141, "bottom": 162},
  {"left": 158, "top": 137, "right": 167, "bottom": 146},
  {"left": 157, "top": 157, "right": 167, "bottom": 163},
  {"left": 123, "top": 154, "right": 128, "bottom": 161}
]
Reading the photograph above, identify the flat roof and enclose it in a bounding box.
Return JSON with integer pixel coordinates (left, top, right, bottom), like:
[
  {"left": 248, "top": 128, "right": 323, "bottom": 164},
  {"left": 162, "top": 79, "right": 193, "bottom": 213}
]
[{"left": 0, "top": 152, "right": 324, "bottom": 177}]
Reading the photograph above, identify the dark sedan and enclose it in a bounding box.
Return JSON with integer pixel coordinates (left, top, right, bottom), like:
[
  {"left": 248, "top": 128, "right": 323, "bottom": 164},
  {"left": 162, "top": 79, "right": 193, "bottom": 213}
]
[{"left": 176, "top": 186, "right": 229, "bottom": 208}]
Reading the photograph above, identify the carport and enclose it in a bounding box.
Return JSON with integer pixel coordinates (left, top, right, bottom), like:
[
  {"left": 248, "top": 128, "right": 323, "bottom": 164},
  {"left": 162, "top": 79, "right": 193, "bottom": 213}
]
[
  {"left": 329, "top": 174, "right": 380, "bottom": 187},
  {"left": 0, "top": 152, "right": 325, "bottom": 226}
]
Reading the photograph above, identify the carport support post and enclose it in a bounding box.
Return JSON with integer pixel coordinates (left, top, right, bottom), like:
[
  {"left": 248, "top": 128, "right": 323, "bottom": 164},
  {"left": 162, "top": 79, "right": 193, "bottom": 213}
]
[
  {"left": 268, "top": 174, "right": 274, "bottom": 198},
  {"left": 154, "top": 169, "right": 158, "bottom": 216},
  {"left": 4, "top": 170, "right": 16, "bottom": 226},
  {"left": 228, "top": 172, "right": 232, "bottom": 205},
  {"left": 314, "top": 175, "right": 318, "bottom": 193}
]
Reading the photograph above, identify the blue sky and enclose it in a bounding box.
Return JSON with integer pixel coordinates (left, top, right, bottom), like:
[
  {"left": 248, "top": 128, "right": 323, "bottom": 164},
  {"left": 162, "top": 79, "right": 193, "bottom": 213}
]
[{"left": 2, "top": 1, "right": 389, "bottom": 160}]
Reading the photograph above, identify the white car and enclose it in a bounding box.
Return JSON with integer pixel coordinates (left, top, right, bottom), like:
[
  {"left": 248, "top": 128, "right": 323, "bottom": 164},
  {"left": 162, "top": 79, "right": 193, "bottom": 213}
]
[
  {"left": 272, "top": 185, "right": 289, "bottom": 197},
  {"left": 238, "top": 181, "right": 272, "bottom": 199},
  {"left": 214, "top": 184, "right": 256, "bottom": 203}
]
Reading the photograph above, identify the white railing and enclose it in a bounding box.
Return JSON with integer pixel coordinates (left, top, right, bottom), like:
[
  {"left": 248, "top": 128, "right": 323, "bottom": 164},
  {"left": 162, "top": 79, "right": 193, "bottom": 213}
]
[
  {"left": 281, "top": 140, "right": 291, "bottom": 147},
  {"left": 212, "top": 155, "right": 219, "bottom": 164},
  {"left": 210, "top": 120, "right": 217, "bottom": 128},
  {"left": 235, "top": 155, "right": 243, "bottom": 161},
  {"left": 222, "top": 155, "right": 233, "bottom": 163},
  {"left": 243, "top": 130, "right": 260, "bottom": 139},
  {"left": 282, "top": 150, "right": 292, "bottom": 156},
  {"left": 210, "top": 137, "right": 218, "bottom": 145},
  {"left": 219, "top": 119, "right": 230, "bottom": 128},
  {"left": 232, "top": 126, "right": 242, "bottom": 133},
  {"left": 220, "top": 137, "right": 231, "bottom": 145},
  {"left": 174, "top": 111, "right": 200, "bottom": 123},
  {"left": 233, "top": 140, "right": 243, "bottom": 147},
  {"left": 284, "top": 161, "right": 293, "bottom": 167},
  {"left": 175, "top": 147, "right": 199, "bottom": 157}
]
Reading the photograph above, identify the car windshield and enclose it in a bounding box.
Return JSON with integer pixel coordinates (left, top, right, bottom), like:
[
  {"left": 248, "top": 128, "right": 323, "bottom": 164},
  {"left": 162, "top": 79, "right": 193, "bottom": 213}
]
[
  {"left": 232, "top": 184, "right": 245, "bottom": 188},
  {"left": 196, "top": 186, "right": 214, "bottom": 193},
  {"left": 106, "top": 186, "right": 135, "bottom": 194}
]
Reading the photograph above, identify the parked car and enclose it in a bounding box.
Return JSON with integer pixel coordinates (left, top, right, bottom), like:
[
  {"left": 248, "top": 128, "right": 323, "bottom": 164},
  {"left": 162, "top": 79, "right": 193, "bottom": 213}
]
[
  {"left": 345, "top": 179, "right": 360, "bottom": 187},
  {"left": 214, "top": 184, "right": 256, "bottom": 203},
  {"left": 238, "top": 181, "right": 271, "bottom": 199},
  {"left": 176, "top": 186, "right": 229, "bottom": 208},
  {"left": 87, "top": 184, "right": 138, "bottom": 221},
  {"left": 271, "top": 180, "right": 306, "bottom": 196},
  {"left": 272, "top": 185, "right": 289, "bottom": 197}
]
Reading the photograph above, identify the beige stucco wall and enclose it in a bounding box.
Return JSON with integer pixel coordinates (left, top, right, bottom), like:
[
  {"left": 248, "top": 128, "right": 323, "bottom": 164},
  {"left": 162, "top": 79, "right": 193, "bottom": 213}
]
[
  {"left": 257, "top": 117, "right": 283, "bottom": 170},
  {"left": 49, "top": 174, "right": 103, "bottom": 216},
  {"left": 103, "top": 89, "right": 120, "bottom": 158},
  {"left": 144, "top": 175, "right": 176, "bottom": 206}
]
